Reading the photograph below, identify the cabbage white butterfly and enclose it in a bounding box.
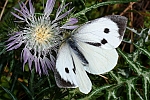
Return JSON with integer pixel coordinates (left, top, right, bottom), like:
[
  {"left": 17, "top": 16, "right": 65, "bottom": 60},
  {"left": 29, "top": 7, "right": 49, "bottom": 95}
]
[{"left": 54, "top": 15, "right": 127, "bottom": 94}]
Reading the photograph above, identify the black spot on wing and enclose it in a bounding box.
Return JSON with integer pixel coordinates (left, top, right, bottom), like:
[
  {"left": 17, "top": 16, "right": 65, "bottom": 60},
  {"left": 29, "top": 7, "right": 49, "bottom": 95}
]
[
  {"left": 54, "top": 68, "right": 76, "bottom": 87},
  {"left": 67, "top": 39, "right": 89, "bottom": 66},
  {"left": 104, "top": 28, "right": 110, "bottom": 33},
  {"left": 65, "top": 68, "right": 69, "bottom": 73},
  {"left": 105, "top": 15, "right": 127, "bottom": 36},
  {"left": 86, "top": 42, "right": 101, "bottom": 47},
  {"left": 101, "top": 38, "right": 108, "bottom": 44}
]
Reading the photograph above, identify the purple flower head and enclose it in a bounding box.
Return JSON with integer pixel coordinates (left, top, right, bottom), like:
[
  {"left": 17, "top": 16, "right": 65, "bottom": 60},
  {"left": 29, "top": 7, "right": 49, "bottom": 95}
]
[{"left": 6, "top": 0, "right": 78, "bottom": 75}]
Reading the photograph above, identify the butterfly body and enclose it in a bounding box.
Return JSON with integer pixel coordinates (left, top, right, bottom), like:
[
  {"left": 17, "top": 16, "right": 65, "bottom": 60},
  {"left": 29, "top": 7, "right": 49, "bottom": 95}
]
[{"left": 54, "top": 15, "right": 127, "bottom": 94}]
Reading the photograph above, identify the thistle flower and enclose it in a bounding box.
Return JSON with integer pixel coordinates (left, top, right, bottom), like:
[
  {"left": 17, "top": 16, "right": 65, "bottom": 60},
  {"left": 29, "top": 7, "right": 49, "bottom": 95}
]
[{"left": 6, "top": 0, "right": 78, "bottom": 75}]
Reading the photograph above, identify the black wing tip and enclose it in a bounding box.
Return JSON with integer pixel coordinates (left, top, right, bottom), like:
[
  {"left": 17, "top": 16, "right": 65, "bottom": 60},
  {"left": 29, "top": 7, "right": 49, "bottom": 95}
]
[
  {"left": 105, "top": 15, "right": 127, "bottom": 22},
  {"left": 105, "top": 15, "right": 127, "bottom": 36},
  {"left": 54, "top": 69, "right": 76, "bottom": 88}
]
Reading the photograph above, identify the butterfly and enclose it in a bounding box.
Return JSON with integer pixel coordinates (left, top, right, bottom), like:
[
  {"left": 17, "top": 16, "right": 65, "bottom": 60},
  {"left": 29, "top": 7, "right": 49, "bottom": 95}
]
[{"left": 54, "top": 15, "right": 127, "bottom": 94}]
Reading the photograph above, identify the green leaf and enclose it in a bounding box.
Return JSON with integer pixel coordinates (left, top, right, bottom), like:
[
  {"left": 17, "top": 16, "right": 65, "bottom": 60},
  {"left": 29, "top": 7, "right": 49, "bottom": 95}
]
[
  {"left": 134, "top": 43, "right": 150, "bottom": 59},
  {"left": 73, "top": 0, "right": 138, "bottom": 18},
  {"left": 29, "top": 69, "right": 35, "bottom": 96},
  {"left": 19, "top": 82, "right": 34, "bottom": 100},
  {"left": 126, "top": 82, "right": 132, "bottom": 100},
  {"left": 109, "top": 71, "right": 122, "bottom": 84},
  {"left": 80, "top": 85, "right": 114, "bottom": 100},
  {"left": 126, "top": 77, "right": 139, "bottom": 100},
  {"left": 117, "top": 48, "right": 142, "bottom": 75},
  {"left": 141, "top": 70, "right": 150, "bottom": 100},
  {"left": 1, "top": 86, "right": 17, "bottom": 100},
  {"left": 35, "top": 87, "right": 49, "bottom": 99},
  {"left": 131, "top": 84, "right": 144, "bottom": 100},
  {"left": 143, "top": 76, "right": 149, "bottom": 100}
]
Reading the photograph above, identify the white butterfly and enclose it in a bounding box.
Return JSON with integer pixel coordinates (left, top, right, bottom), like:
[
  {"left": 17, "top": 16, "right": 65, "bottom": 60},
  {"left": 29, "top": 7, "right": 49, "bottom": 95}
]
[{"left": 54, "top": 15, "right": 127, "bottom": 94}]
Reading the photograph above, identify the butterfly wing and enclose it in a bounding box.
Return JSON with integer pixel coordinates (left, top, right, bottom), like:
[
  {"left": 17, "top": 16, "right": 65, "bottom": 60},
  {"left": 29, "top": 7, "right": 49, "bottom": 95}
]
[
  {"left": 77, "top": 41, "right": 118, "bottom": 74},
  {"left": 72, "top": 15, "right": 127, "bottom": 74},
  {"left": 73, "top": 15, "right": 127, "bottom": 49},
  {"left": 55, "top": 42, "right": 92, "bottom": 94},
  {"left": 54, "top": 43, "right": 77, "bottom": 88}
]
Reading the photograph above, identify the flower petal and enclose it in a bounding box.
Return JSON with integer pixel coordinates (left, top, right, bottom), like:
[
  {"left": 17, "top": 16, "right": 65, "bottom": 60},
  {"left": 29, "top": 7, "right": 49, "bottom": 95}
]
[
  {"left": 34, "top": 56, "right": 38, "bottom": 72},
  {"left": 6, "top": 32, "right": 21, "bottom": 42},
  {"left": 60, "top": 18, "right": 78, "bottom": 29},
  {"left": 40, "top": 57, "right": 48, "bottom": 75},
  {"left": 22, "top": 48, "right": 29, "bottom": 70},
  {"left": 65, "top": 18, "right": 78, "bottom": 25},
  {"left": 6, "top": 39, "right": 22, "bottom": 51},
  {"left": 60, "top": 25, "right": 78, "bottom": 30},
  {"left": 50, "top": 55, "right": 55, "bottom": 67},
  {"left": 44, "top": 57, "right": 52, "bottom": 70},
  {"left": 21, "top": 2, "right": 30, "bottom": 16},
  {"left": 28, "top": 56, "right": 33, "bottom": 71},
  {"left": 11, "top": 12, "right": 25, "bottom": 21},
  {"left": 44, "top": 0, "right": 56, "bottom": 17},
  {"left": 53, "top": 7, "right": 74, "bottom": 23},
  {"left": 13, "top": 7, "right": 27, "bottom": 19},
  {"left": 55, "top": 3, "right": 70, "bottom": 20},
  {"left": 34, "top": 56, "right": 42, "bottom": 75},
  {"left": 29, "top": 0, "right": 35, "bottom": 16}
]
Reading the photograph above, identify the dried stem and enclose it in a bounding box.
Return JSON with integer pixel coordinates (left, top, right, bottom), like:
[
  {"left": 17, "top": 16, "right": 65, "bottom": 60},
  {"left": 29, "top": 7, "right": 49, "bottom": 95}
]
[
  {"left": 120, "top": 2, "right": 135, "bottom": 16},
  {"left": 120, "top": 2, "right": 135, "bottom": 52},
  {"left": 0, "top": 0, "right": 8, "bottom": 21},
  {"left": 129, "top": 2, "right": 134, "bottom": 53}
]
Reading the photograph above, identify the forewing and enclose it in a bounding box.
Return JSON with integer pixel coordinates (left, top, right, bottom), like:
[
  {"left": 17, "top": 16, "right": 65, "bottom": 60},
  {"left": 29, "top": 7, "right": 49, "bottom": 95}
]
[{"left": 73, "top": 15, "right": 127, "bottom": 49}]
